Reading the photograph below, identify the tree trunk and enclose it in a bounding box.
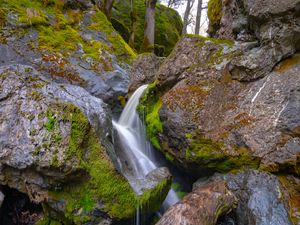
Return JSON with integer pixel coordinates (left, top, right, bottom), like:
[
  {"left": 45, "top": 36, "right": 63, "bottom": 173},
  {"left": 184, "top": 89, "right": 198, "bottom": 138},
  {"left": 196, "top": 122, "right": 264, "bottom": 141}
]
[
  {"left": 195, "top": 0, "right": 202, "bottom": 34},
  {"left": 182, "top": 0, "right": 193, "bottom": 35},
  {"left": 141, "top": 0, "right": 157, "bottom": 52},
  {"left": 129, "top": 0, "right": 137, "bottom": 48},
  {"left": 103, "top": 0, "right": 114, "bottom": 20},
  {"left": 168, "top": 0, "right": 173, "bottom": 7}
]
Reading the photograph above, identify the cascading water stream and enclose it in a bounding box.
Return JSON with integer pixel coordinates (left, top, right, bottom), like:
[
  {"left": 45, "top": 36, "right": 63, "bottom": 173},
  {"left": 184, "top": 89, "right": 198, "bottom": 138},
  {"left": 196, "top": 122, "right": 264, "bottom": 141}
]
[{"left": 112, "top": 85, "right": 179, "bottom": 223}]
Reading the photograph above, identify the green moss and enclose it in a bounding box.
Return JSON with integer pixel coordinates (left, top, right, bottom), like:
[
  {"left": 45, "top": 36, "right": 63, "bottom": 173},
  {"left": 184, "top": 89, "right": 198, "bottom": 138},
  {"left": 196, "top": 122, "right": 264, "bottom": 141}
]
[
  {"left": 48, "top": 107, "right": 137, "bottom": 221},
  {"left": 185, "top": 34, "right": 233, "bottom": 46},
  {"left": 51, "top": 154, "right": 59, "bottom": 167},
  {"left": 112, "top": 0, "right": 182, "bottom": 56},
  {"left": 138, "top": 177, "right": 171, "bottom": 213},
  {"left": 185, "top": 134, "right": 259, "bottom": 173},
  {"left": 35, "top": 217, "right": 63, "bottom": 225},
  {"left": 89, "top": 10, "right": 137, "bottom": 63},
  {"left": 207, "top": 0, "right": 222, "bottom": 35},
  {"left": 171, "top": 183, "right": 186, "bottom": 199},
  {"left": 63, "top": 104, "right": 90, "bottom": 160},
  {"left": 45, "top": 111, "right": 55, "bottom": 131},
  {"left": 34, "top": 146, "right": 41, "bottom": 155},
  {"left": 1, "top": 0, "right": 49, "bottom": 26},
  {"left": 137, "top": 81, "right": 163, "bottom": 150},
  {"left": 165, "top": 152, "right": 174, "bottom": 162},
  {"left": 37, "top": 25, "right": 81, "bottom": 52},
  {"left": 2, "top": 0, "right": 137, "bottom": 63}
]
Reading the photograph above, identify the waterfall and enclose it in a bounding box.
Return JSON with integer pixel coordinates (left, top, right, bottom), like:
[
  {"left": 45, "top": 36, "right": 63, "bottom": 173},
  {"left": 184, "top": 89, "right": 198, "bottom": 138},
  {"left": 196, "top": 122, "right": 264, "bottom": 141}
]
[{"left": 113, "top": 85, "right": 179, "bottom": 221}]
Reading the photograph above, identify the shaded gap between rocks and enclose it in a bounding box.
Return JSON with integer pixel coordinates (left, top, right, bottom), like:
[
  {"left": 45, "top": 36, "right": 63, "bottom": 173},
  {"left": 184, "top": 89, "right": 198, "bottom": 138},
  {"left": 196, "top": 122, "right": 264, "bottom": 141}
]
[{"left": 0, "top": 185, "right": 43, "bottom": 225}]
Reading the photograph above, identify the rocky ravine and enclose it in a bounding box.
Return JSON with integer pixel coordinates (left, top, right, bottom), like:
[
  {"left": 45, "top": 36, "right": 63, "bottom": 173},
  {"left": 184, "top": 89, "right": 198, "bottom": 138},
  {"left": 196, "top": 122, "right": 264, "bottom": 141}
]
[{"left": 134, "top": 0, "right": 300, "bottom": 224}]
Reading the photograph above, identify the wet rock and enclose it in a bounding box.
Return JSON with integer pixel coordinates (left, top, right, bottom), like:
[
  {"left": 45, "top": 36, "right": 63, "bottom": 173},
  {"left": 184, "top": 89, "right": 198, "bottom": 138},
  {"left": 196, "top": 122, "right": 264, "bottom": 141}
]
[
  {"left": 134, "top": 167, "right": 172, "bottom": 195},
  {"left": 134, "top": 167, "right": 172, "bottom": 214},
  {"left": 156, "top": 181, "right": 237, "bottom": 225},
  {"left": 128, "top": 53, "right": 164, "bottom": 94},
  {"left": 194, "top": 170, "right": 293, "bottom": 225}
]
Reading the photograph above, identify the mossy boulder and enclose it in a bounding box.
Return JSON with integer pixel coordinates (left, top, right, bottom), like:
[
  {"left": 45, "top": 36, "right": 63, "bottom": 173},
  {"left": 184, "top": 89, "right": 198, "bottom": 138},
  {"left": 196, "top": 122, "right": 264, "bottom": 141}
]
[
  {"left": 0, "top": 0, "right": 137, "bottom": 110},
  {"left": 140, "top": 35, "right": 300, "bottom": 180},
  {"left": 0, "top": 64, "right": 172, "bottom": 224},
  {"left": 112, "top": 0, "right": 183, "bottom": 56}
]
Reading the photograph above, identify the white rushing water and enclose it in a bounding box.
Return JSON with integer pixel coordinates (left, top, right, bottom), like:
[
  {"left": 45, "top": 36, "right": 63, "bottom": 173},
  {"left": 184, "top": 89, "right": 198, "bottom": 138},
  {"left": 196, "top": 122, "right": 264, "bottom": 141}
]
[{"left": 113, "top": 85, "right": 179, "bottom": 221}]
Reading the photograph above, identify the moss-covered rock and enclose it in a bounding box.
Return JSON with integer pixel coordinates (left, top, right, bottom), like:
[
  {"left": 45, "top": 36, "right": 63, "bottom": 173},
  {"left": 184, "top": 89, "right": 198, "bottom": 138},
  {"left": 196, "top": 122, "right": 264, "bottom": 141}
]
[
  {"left": 0, "top": 0, "right": 137, "bottom": 109},
  {"left": 185, "top": 133, "right": 259, "bottom": 174},
  {"left": 0, "top": 64, "right": 173, "bottom": 224},
  {"left": 112, "top": 0, "right": 182, "bottom": 56}
]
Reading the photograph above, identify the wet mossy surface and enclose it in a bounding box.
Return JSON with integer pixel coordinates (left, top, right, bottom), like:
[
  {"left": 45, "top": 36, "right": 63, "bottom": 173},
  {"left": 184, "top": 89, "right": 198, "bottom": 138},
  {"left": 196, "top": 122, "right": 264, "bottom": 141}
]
[
  {"left": 137, "top": 81, "right": 163, "bottom": 150},
  {"left": 42, "top": 103, "right": 170, "bottom": 223},
  {"left": 112, "top": 0, "right": 182, "bottom": 56},
  {"left": 138, "top": 177, "right": 172, "bottom": 214}
]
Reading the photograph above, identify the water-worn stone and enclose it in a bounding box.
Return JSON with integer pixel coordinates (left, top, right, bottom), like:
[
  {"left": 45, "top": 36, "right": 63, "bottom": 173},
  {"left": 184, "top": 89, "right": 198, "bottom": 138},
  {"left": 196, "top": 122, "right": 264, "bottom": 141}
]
[
  {"left": 156, "top": 181, "right": 237, "bottom": 225},
  {"left": 194, "top": 170, "right": 294, "bottom": 225}
]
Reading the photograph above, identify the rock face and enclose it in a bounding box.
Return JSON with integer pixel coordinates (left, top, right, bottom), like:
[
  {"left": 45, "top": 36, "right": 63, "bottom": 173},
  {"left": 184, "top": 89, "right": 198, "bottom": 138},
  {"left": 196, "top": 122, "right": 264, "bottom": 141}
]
[
  {"left": 208, "top": 0, "right": 300, "bottom": 81},
  {"left": 156, "top": 181, "right": 237, "bottom": 225},
  {"left": 140, "top": 35, "right": 300, "bottom": 178},
  {"left": 137, "top": 0, "right": 300, "bottom": 221},
  {"left": 0, "top": 0, "right": 135, "bottom": 112},
  {"left": 128, "top": 53, "right": 163, "bottom": 94},
  {"left": 194, "top": 170, "right": 294, "bottom": 225},
  {"left": 0, "top": 64, "right": 131, "bottom": 223}
]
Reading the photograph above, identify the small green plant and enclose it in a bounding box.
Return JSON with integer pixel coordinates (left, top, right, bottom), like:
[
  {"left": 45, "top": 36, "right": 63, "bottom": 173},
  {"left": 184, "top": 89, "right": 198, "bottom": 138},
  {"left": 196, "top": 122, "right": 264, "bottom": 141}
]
[{"left": 45, "top": 111, "right": 55, "bottom": 131}]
